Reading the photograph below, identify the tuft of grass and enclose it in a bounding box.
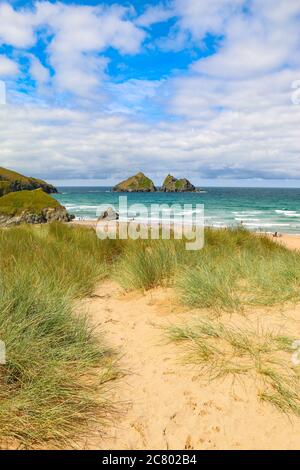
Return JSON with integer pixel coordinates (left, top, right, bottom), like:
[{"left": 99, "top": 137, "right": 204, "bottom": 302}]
[
  {"left": 113, "top": 239, "right": 179, "bottom": 290},
  {"left": 176, "top": 258, "right": 240, "bottom": 312},
  {"left": 168, "top": 318, "right": 300, "bottom": 416},
  {"left": 0, "top": 223, "right": 119, "bottom": 448},
  {"left": 239, "top": 249, "right": 300, "bottom": 305}
]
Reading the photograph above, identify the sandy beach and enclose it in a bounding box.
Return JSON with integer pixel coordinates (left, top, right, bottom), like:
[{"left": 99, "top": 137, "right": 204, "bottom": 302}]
[
  {"left": 72, "top": 219, "right": 300, "bottom": 251},
  {"left": 273, "top": 234, "right": 300, "bottom": 251}
]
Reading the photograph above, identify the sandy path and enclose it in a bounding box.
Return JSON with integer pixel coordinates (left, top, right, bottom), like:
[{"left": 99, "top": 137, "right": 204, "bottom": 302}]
[{"left": 81, "top": 281, "right": 300, "bottom": 450}]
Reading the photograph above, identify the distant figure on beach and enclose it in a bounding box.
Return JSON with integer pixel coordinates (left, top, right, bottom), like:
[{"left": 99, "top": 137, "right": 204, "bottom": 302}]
[{"left": 273, "top": 232, "right": 278, "bottom": 238}]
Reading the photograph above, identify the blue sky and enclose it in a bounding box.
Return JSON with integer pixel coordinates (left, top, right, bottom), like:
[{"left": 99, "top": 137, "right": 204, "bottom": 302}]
[{"left": 0, "top": 0, "right": 300, "bottom": 186}]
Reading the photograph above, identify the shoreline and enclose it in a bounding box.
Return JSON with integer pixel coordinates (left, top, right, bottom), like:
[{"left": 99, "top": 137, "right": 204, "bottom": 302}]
[{"left": 71, "top": 219, "right": 300, "bottom": 251}]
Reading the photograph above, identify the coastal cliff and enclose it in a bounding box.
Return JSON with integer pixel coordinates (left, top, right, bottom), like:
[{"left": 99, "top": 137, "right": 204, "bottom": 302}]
[{"left": 0, "top": 167, "right": 57, "bottom": 196}]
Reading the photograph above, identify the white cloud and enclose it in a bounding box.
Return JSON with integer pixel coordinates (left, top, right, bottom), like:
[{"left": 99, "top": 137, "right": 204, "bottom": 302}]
[
  {"left": 191, "top": 2, "right": 300, "bottom": 79},
  {"left": 105, "top": 79, "right": 165, "bottom": 113},
  {"left": 0, "top": 2, "right": 36, "bottom": 48},
  {"left": 0, "top": 55, "right": 18, "bottom": 77},
  {"left": 173, "top": 0, "right": 244, "bottom": 42},
  {"left": 1, "top": 90, "right": 300, "bottom": 184},
  {"left": 34, "top": 2, "right": 145, "bottom": 97},
  {"left": 136, "top": 4, "right": 174, "bottom": 27},
  {"left": 29, "top": 56, "right": 50, "bottom": 86}
]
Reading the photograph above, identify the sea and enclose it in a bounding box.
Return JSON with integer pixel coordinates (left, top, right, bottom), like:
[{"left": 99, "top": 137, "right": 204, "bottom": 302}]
[{"left": 54, "top": 187, "right": 300, "bottom": 235}]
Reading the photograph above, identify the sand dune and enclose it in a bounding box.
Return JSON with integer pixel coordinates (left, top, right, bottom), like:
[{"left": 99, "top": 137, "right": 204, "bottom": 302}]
[{"left": 79, "top": 281, "right": 300, "bottom": 450}]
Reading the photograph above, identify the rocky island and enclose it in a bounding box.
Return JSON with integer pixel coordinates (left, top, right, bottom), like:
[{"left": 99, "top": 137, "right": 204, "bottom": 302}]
[
  {"left": 161, "top": 174, "right": 197, "bottom": 192},
  {"left": 113, "top": 172, "right": 157, "bottom": 192},
  {"left": 0, "top": 166, "right": 57, "bottom": 196},
  {"left": 112, "top": 172, "right": 201, "bottom": 193},
  {"left": 0, "top": 189, "right": 74, "bottom": 226}
]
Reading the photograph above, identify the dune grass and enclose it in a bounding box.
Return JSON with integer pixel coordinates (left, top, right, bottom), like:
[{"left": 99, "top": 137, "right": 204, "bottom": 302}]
[
  {"left": 113, "top": 238, "right": 182, "bottom": 290},
  {"left": 112, "top": 227, "right": 300, "bottom": 312},
  {"left": 175, "top": 228, "right": 300, "bottom": 312},
  {"left": 168, "top": 318, "right": 300, "bottom": 416},
  {"left": 0, "top": 223, "right": 120, "bottom": 448}
]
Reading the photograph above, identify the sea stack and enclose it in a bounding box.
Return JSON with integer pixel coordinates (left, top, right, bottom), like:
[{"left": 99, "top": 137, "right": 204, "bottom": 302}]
[
  {"left": 113, "top": 172, "right": 157, "bottom": 192},
  {"left": 161, "top": 174, "right": 197, "bottom": 192}
]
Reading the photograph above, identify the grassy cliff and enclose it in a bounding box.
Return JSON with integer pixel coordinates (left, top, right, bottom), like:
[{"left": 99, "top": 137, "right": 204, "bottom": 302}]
[
  {"left": 0, "top": 167, "right": 57, "bottom": 196},
  {"left": 0, "top": 181, "right": 11, "bottom": 196},
  {"left": 0, "top": 189, "right": 60, "bottom": 216}
]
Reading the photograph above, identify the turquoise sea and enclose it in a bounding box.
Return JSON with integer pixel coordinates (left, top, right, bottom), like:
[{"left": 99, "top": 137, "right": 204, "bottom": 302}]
[{"left": 54, "top": 187, "right": 300, "bottom": 234}]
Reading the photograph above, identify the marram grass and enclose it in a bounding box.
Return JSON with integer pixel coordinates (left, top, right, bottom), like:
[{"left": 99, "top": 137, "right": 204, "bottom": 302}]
[
  {"left": 168, "top": 318, "right": 300, "bottom": 417},
  {"left": 0, "top": 223, "right": 120, "bottom": 448},
  {"left": 175, "top": 228, "right": 300, "bottom": 312}
]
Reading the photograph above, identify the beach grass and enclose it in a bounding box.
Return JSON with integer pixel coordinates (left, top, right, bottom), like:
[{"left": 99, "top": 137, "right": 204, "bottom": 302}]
[
  {"left": 168, "top": 318, "right": 300, "bottom": 416},
  {"left": 175, "top": 228, "right": 300, "bottom": 312},
  {"left": 0, "top": 223, "right": 119, "bottom": 448},
  {"left": 113, "top": 238, "right": 181, "bottom": 290}
]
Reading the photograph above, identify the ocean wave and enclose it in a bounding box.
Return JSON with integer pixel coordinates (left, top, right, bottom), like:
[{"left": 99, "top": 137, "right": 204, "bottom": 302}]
[
  {"left": 242, "top": 222, "right": 291, "bottom": 227},
  {"left": 232, "top": 211, "right": 263, "bottom": 216},
  {"left": 235, "top": 218, "right": 261, "bottom": 222},
  {"left": 65, "top": 204, "right": 99, "bottom": 210},
  {"left": 275, "top": 210, "right": 300, "bottom": 217},
  {"left": 74, "top": 216, "right": 97, "bottom": 221}
]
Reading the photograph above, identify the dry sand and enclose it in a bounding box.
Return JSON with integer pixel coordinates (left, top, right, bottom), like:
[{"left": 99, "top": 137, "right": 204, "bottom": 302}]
[
  {"left": 272, "top": 234, "right": 300, "bottom": 251},
  {"left": 78, "top": 282, "right": 300, "bottom": 450}
]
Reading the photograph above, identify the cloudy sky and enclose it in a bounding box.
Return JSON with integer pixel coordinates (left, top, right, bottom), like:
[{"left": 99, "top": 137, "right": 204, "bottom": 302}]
[{"left": 0, "top": 0, "right": 300, "bottom": 187}]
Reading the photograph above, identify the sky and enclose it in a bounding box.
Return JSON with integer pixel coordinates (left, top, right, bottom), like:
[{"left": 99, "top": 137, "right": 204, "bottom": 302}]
[{"left": 0, "top": 0, "right": 300, "bottom": 187}]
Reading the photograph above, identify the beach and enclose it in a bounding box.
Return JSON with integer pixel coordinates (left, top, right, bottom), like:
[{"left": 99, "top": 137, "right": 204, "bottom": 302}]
[
  {"left": 273, "top": 234, "right": 300, "bottom": 251},
  {"left": 72, "top": 218, "right": 300, "bottom": 251}
]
